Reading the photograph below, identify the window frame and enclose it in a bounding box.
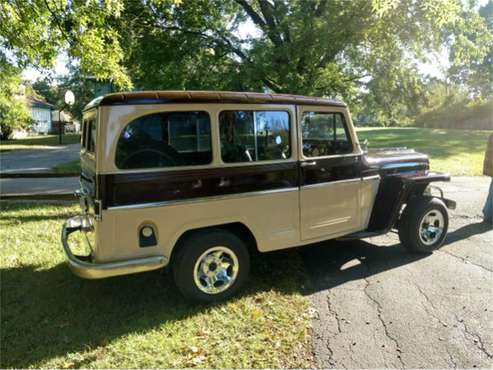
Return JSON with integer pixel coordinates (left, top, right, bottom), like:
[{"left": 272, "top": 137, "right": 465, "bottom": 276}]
[
  {"left": 218, "top": 109, "right": 293, "bottom": 165},
  {"left": 81, "top": 119, "right": 87, "bottom": 150},
  {"left": 114, "top": 110, "right": 214, "bottom": 170},
  {"left": 87, "top": 118, "right": 97, "bottom": 153},
  {"left": 299, "top": 110, "right": 355, "bottom": 160}
]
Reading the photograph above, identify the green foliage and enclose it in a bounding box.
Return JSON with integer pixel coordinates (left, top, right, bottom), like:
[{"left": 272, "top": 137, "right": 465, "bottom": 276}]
[
  {"left": 448, "top": 0, "right": 493, "bottom": 97},
  {"left": 32, "top": 67, "right": 103, "bottom": 121},
  {"left": 56, "top": 67, "right": 103, "bottom": 121},
  {"left": 415, "top": 97, "right": 493, "bottom": 130},
  {"left": 0, "top": 55, "right": 32, "bottom": 139},
  {"left": 1, "top": 0, "right": 491, "bottom": 123},
  {"left": 0, "top": 0, "right": 131, "bottom": 89},
  {"left": 32, "top": 78, "right": 60, "bottom": 105}
]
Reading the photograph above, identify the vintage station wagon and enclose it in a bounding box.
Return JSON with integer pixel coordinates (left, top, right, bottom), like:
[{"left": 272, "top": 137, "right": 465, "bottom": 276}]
[{"left": 62, "top": 91, "right": 455, "bottom": 302}]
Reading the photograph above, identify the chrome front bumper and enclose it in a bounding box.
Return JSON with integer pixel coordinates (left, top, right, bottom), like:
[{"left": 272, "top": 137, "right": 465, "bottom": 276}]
[{"left": 61, "top": 216, "right": 167, "bottom": 279}]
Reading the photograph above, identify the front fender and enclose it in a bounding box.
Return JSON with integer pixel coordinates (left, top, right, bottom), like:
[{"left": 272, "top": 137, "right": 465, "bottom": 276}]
[
  {"left": 367, "top": 172, "right": 454, "bottom": 233},
  {"left": 404, "top": 172, "right": 456, "bottom": 210}
]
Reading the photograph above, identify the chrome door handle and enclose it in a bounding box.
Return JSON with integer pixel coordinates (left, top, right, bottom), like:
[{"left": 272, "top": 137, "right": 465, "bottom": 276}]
[{"left": 300, "top": 161, "right": 317, "bottom": 167}]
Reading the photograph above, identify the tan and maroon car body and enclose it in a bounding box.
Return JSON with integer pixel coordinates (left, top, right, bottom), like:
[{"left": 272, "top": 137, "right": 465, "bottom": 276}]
[{"left": 62, "top": 91, "right": 453, "bottom": 279}]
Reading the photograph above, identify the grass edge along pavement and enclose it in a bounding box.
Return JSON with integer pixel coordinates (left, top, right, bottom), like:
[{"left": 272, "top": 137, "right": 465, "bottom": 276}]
[
  {"left": 0, "top": 201, "right": 313, "bottom": 369},
  {"left": 53, "top": 159, "right": 81, "bottom": 174},
  {"left": 0, "top": 134, "right": 81, "bottom": 152}
]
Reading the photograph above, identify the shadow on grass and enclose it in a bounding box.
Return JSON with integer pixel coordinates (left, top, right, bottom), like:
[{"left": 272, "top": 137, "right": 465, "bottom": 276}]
[{"left": 0, "top": 250, "right": 304, "bottom": 368}]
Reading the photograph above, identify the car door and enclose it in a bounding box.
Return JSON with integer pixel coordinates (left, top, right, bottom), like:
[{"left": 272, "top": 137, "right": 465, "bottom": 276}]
[{"left": 298, "top": 106, "right": 362, "bottom": 240}]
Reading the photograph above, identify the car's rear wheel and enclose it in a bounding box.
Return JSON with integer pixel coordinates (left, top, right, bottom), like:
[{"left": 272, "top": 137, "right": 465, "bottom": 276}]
[
  {"left": 398, "top": 197, "right": 449, "bottom": 254},
  {"left": 172, "top": 229, "right": 250, "bottom": 302}
]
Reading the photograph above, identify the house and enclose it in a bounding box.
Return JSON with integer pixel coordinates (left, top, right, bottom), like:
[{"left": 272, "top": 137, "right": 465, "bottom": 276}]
[
  {"left": 52, "top": 110, "right": 78, "bottom": 133},
  {"left": 28, "top": 97, "right": 54, "bottom": 134}
]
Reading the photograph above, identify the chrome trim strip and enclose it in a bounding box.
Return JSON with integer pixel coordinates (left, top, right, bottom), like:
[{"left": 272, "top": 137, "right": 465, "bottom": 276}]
[
  {"left": 380, "top": 162, "right": 426, "bottom": 170},
  {"left": 310, "top": 216, "right": 352, "bottom": 229},
  {"left": 362, "top": 175, "right": 381, "bottom": 181},
  {"left": 101, "top": 159, "right": 299, "bottom": 175},
  {"left": 301, "top": 177, "right": 361, "bottom": 190},
  {"left": 107, "top": 187, "right": 300, "bottom": 211}
]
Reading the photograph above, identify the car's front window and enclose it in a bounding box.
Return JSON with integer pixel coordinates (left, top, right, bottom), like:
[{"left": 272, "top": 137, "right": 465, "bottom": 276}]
[{"left": 301, "top": 112, "right": 352, "bottom": 157}]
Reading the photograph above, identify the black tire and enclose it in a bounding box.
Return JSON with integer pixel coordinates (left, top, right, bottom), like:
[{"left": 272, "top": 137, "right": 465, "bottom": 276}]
[
  {"left": 398, "top": 197, "right": 449, "bottom": 254},
  {"left": 172, "top": 229, "right": 250, "bottom": 302}
]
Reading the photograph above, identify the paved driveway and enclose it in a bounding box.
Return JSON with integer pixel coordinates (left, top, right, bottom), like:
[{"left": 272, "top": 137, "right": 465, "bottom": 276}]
[
  {"left": 0, "top": 144, "right": 80, "bottom": 173},
  {"left": 304, "top": 177, "right": 492, "bottom": 368}
]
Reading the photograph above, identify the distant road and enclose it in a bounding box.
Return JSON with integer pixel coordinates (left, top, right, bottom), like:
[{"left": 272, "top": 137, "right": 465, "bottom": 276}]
[
  {"left": 0, "top": 144, "right": 80, "bottom": 173},
  {"left": 0, "top": 177, "right": 79, "bottom": 196}
]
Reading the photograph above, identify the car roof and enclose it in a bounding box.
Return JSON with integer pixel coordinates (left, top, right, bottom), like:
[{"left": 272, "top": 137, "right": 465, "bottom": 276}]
[{"left": 83, "top": 90, "right": 346, "bottom": 111}]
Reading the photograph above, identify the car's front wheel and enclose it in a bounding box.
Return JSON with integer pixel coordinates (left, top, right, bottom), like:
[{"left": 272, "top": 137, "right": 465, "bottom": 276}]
[
  {"left": 398, "top": 197, "right": 449, "bottom": 254},
  {"left": 172, "top": 229, "right": 250, "bottom": 302}
]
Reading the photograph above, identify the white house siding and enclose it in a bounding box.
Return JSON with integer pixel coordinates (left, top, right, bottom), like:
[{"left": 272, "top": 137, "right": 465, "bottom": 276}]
[{"left": 31, "top": 107, "right": 52, "bottom": 134}]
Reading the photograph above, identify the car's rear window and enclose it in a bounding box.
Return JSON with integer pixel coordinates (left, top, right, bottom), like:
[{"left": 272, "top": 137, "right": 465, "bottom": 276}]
[{"left": 115, "top": 111, "right": 212, "bottom": 169}]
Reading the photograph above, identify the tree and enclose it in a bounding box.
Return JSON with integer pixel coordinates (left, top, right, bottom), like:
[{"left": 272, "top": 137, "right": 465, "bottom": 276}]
[
  {"left": 0, "top": 0, "right": 131, "bottom": 89},
  {"left": 0, "top": 54, "right": 31, "bottom": 139},
  {"left": 448, "top": 0, "right": 493, "bottom": 97},
  {"left": 115, "top": 0, "right": 493, "bottom": 115},
  {"left": 32, "top": 78, "right": 59, "bottom": 105},
  {"left": 1, "top": 0, "right": 491, "bottom": 125},
  {"left": 56, "top": 67, "right": 102, "bottom": 121}
]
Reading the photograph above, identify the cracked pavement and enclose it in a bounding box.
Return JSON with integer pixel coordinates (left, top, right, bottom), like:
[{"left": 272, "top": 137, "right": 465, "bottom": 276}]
[{"left": 302, "top": 177, "right": 493, "bottom": 368}]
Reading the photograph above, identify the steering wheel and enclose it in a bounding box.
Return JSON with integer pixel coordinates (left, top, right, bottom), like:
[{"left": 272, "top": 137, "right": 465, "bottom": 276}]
[{"left": 121, "top": 148, "right": 178, "bottom": 168}]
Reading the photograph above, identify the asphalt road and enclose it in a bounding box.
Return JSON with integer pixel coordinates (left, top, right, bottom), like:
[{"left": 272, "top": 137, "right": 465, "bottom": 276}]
[
  {"left": 0, "top": 144, "right": 80, "bottom": 173},
  {"left": 0, "top": 144, "right": 80, "bottom": 196},
  {"left": 0, "top": 177, "right": 80, "bottom": 196},
  {"left": 303, "top": 177, "right": 492, "bottom": 368}
]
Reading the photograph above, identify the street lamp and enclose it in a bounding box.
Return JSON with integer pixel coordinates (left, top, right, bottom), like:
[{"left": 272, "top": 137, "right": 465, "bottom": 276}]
[{"left": 59, "top": 90, "right": 75, "bottom": 144}]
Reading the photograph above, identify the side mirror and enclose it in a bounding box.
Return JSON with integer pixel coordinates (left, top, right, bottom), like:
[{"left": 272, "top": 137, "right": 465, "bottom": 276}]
[{"left": 361, "top": 139, "right": 369, "bottom": 153}]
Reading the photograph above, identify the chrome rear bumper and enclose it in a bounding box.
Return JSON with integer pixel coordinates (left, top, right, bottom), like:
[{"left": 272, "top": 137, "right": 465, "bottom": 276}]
[{"left": 61, "top": 216, "right": 167, "bottom": 279}]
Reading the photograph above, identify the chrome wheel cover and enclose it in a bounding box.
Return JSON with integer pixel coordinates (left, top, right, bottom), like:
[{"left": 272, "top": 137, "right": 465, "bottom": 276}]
[
  {"left": 419, "top": 210, "right": 445, "bottom": 246},
  {"left": 193, "top": 246, "right": 239, "bottom": 294}
]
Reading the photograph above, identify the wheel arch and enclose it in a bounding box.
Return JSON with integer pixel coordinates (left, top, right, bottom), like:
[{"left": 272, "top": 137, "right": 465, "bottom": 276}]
[{"left": 169, "top": 222, "right": 258, "bottom": 264}]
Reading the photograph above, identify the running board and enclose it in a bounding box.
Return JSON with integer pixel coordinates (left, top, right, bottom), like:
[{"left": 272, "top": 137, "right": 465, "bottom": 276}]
[{"left": 337, "top": 230, "right": 387, "bottom": 241}]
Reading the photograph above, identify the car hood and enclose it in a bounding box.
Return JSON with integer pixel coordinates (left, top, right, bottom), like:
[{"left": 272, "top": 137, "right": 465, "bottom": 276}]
[{"left": 362, "top": 147, "right": 429, "bottom": 176}]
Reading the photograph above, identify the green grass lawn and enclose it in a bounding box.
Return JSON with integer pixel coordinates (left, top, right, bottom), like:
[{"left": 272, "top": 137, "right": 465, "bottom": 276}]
[
  {"left": 53, "top": 159, "right": 81, "bottom": 174},
  {"left": 0, "top": 134, "right": 81, "bottom": 152},
  {"left": 356, "top": 127, "right": 491, "bottom": 176},
  {"left": 0, "top": 202, "right": 311, "bottom": 369}
]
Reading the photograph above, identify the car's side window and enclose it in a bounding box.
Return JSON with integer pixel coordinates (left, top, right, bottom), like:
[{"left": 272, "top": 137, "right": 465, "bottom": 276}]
[
  {"left": 301, "top": 112, "right": 352, "bottom": 157},
  {"left": 88, "top": 119, "right": 97, "bottom": 153},
  {"left": 115, "top": 111, "right": 212, "bottom": 169},
  {"left": 219, "top": 111, "right": 291, "bottom": 163}
]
